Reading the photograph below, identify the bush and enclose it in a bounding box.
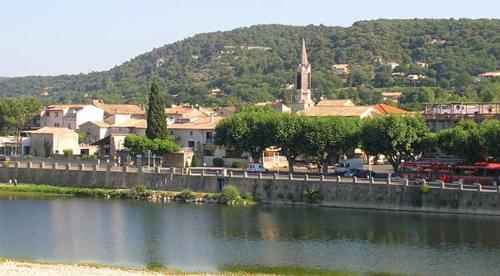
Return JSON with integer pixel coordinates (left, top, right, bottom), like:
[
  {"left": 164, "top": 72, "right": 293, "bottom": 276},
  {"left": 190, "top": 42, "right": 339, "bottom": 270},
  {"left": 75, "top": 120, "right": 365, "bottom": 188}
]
[
  {"left": 304, "top": 187, "right": 321, "bottom": 203},
  {"left": 129, "top": 184, "right": 150, "bottom": 197},
  {"left": 2, "top": 161, "right": 9, "bottom": 168},
  {"left": 220, "top": 185, "right": 240, "bottom": 202},
  {"left": 231, "top": 160, "right": 243, "bottom": 168},
  {"left": 191, "top": 155, "right": 201, "bottom": 167},
  {"left": 176, "top": 189, "right": 195, "bottom": 200},
  {"left": 79, "top": 154, "right": 97, "bottom": 161},
  {"left": 63, "top": 149, "right": 73, "bottom": 159},
  {"left": 420, "top": 183, "right": 430, "bottom": 194},
  {"left": 213, "top": 158, "right": 224, "bottom": 167}
]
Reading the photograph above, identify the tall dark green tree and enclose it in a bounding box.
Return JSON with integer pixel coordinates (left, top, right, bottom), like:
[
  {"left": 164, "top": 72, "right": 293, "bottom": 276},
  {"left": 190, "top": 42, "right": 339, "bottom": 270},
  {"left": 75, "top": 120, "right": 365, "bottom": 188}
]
[{"left": 146, "top": 78, "right": 168, "bottom": 139}]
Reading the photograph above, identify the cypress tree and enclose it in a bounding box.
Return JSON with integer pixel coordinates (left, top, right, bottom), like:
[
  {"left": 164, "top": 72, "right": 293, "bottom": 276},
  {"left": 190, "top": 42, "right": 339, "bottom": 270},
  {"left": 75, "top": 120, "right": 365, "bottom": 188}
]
[{"left": 146, "top": 78, "right": 168, "bottom": 139}]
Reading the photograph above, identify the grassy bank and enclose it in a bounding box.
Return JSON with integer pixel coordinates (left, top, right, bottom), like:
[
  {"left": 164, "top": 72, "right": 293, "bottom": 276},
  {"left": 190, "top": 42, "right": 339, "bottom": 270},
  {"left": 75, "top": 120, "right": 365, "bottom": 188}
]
[{"left": 0, "top": 183, "right": 255, "bottom": 205}]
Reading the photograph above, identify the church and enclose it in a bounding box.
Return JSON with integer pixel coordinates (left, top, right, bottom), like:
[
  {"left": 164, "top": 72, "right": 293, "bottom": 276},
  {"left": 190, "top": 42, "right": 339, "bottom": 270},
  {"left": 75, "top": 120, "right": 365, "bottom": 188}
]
[{"left": 291, "top": 39, "right": 315, "bottom": 112}]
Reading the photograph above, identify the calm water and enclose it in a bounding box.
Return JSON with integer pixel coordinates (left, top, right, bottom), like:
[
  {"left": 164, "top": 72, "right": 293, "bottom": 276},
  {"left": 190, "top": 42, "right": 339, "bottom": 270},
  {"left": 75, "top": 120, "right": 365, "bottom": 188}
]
[{"left": 1, "top": 197, "right": 500, "bottom": 275}]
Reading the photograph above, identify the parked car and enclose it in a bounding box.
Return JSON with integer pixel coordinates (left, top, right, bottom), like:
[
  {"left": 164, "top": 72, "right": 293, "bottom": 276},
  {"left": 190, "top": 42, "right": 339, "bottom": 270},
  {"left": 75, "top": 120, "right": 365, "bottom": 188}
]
[{"left": 247, "top": 163, "right": 267, "bottom": 172}]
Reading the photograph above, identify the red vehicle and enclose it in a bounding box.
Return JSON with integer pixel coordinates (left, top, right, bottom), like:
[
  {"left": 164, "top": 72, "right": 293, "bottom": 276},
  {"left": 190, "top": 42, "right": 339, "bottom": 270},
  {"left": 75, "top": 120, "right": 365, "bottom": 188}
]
[{"left": 401, "top": 160, "right": 500, "bottom": 185}]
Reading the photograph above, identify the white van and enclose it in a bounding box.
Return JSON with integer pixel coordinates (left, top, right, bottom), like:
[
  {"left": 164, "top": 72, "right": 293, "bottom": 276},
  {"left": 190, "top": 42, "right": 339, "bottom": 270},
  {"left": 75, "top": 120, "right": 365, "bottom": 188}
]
[
  {"left": 334, "top": 158, "right": 364, "bottom": 175},
  {"left": 247, "top": 163, "right": 267, "bottom": 172}
]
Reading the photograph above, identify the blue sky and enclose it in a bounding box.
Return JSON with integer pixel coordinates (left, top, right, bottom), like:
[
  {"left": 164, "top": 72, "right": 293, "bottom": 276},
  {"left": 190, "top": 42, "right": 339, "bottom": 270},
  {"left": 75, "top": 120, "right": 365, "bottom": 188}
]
[{"left": 0, "top": 0, "right": 498, "bottom": 77}]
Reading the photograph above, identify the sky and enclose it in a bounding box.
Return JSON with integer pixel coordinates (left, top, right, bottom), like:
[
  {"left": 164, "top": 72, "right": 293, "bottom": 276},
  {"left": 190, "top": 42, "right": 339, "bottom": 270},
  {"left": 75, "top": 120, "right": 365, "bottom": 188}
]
[{"left": 0, "top": 0, "right": 498, "bottom": 77}]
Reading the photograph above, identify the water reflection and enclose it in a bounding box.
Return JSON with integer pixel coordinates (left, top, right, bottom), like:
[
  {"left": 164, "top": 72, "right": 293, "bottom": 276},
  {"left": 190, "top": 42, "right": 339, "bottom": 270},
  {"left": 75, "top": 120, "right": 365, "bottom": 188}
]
[{"left": 0, "top": 198, "right": 500, "bottom": 275}]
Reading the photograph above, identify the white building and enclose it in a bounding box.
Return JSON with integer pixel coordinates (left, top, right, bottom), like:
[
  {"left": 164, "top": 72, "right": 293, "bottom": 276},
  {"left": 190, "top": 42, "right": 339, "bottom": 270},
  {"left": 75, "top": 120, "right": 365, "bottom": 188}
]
[{"left": 40, "top": 104, "right": 104, "bottom": 130}]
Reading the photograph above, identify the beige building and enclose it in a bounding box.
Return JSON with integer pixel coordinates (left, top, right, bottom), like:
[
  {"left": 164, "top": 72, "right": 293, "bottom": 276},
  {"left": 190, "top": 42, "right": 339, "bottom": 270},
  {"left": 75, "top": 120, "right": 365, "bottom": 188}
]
[
  {"left": 255, "top": 100, "right": 291, "bottom": 113},
  {"left": 332, "top": 64, "right": 350, "bottom": 76},
  {"left": 28, "top": 127, "right": 79, "bottom": 157}
]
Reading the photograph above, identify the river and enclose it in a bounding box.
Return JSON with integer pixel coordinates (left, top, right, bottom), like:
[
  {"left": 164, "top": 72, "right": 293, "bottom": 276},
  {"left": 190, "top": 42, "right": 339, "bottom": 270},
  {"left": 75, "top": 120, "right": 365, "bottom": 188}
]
[{"left": 0, "top": 196, "right": 499, "bottom": 275}]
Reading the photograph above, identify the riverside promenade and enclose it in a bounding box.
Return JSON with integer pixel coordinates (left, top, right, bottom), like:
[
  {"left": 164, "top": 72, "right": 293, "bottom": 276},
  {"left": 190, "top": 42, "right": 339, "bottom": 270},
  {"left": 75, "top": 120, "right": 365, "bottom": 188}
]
[{"left": 2, "top": 160, "right": 500, "bottom": 215}]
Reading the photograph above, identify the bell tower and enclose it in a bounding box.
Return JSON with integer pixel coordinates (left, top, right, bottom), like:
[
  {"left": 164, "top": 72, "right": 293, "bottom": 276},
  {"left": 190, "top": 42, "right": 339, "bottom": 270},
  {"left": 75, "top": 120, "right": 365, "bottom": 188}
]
[{"left": 292, "top": 39, "right": 314, "bottom": 112}]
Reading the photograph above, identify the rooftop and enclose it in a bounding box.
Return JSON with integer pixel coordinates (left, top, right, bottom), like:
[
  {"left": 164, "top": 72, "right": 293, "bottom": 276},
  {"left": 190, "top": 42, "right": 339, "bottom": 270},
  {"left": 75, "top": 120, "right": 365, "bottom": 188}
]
[
  {"left": 28, "top": 127, "right": 77, "bottom": 135},
  {"left": 301, "top": 106, "right": 379, "bottom": 117},
  {"left": 315, "top": 99, "right": 355, "bottom": 107},
  {"left": 111, "top": 119, "right": 147, "bottom": 129},
  {"left": 168, "top": 116, "right": 223, "bottom": 130},
  {"left": 372, "top": 103, "right": 409, "bottom": 114},
  {"left": 92, "top": 100, "right": 145, "bottom": 115}
]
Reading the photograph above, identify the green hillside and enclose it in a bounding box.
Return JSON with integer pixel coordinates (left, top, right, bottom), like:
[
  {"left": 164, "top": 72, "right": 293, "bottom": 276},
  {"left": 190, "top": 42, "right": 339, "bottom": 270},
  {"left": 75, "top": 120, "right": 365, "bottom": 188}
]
[{"left": 1, "top": 19, "right": 499, "bottom": 109}]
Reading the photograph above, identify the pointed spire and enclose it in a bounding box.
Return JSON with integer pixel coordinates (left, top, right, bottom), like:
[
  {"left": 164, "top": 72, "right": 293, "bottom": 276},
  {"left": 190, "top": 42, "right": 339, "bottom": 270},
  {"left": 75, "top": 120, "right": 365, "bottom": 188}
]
[{"left": 301, "top": 38, "right": 309, "bottom": 65}]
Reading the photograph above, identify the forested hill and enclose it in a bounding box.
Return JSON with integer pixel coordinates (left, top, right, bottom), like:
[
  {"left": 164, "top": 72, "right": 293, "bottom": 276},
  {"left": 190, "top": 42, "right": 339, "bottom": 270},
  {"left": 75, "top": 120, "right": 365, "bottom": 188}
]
[{"left": 1, "top": 19, "right": 499, "bottom": 108}]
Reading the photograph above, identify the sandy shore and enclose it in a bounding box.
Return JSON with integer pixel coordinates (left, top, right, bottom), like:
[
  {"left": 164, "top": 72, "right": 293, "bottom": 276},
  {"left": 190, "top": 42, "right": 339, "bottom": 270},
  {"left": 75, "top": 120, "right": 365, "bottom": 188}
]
[{"left": 0, "top": 260, "right": 200, "bottom": 276}]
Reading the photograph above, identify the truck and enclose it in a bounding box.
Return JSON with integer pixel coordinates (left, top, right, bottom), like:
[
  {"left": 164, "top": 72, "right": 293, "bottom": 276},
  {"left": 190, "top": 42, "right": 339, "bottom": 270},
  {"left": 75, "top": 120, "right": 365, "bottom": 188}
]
[{"left": 334, "top": 158, "right": 364, "bottom": 176}]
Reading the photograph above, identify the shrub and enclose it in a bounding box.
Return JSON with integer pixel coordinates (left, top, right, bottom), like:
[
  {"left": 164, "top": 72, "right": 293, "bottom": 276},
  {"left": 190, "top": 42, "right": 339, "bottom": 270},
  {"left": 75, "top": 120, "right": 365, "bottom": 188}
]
[
  {"left": 63, "top": 149, "right": 73, "bottom": 159},
  {"left": 420, "top": 183, "right": 430, "bottom": 194},
  {"left": 220, "top": 185, "right": 240, "bottom": 202},
  {"left": 304, "top": 187, "right": 321, "bottom": 203},
  {"left": 176, "top": 189, "right": 195, "bottom": 200},
  {"left": 231, "top": 160, "right": 243, "bottom": 168},
  {"left": 2, "top": 161, "right": 9, "bottom": 168},
  {"left": 130, "top": 184, "right": 150, "bottom": 197},
  {"left": 213, "top": 158, "right": 224, "bottom": 167},
  {"left": 79, "top": 154, "right": 97, "bottom": 161},
  {"left": 191, "top": 155, "right": 201, "bottom": 167},
  {"left": 242, "top": 192, "right": 253, "bottom": 201}
]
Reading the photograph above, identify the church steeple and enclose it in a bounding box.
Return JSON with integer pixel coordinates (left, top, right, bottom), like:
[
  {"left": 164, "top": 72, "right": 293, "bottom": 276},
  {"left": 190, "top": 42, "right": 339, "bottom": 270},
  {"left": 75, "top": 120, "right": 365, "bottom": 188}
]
[
  {"left": 292, "top": 38, "right": 313, "bottom": 112},
  {"left": 301, "top": 38, "right": 309, "bottom": 66}
]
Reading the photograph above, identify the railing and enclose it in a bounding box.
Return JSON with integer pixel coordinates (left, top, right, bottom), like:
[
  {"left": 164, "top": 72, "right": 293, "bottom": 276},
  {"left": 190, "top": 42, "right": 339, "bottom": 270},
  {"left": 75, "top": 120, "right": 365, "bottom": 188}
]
[{"left": 5, "top": 161, "right": 499, "bottom": 193}]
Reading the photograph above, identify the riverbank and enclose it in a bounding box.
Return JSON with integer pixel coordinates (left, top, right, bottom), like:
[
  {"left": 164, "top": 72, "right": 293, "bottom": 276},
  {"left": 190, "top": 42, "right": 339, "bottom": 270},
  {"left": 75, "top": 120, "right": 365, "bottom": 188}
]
[
  {"left": 0, "top": 183, "right": 255, "bottom": 206},
  {"left": 0, "top": 259, "right": 398, "bottom": 275}
]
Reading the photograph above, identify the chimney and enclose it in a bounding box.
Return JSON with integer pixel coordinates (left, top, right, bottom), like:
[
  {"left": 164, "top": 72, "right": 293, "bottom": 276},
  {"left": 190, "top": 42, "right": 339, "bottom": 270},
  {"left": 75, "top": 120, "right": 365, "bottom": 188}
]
[{"left": 209, "top": 113, "right": 214, "bottom": 123}]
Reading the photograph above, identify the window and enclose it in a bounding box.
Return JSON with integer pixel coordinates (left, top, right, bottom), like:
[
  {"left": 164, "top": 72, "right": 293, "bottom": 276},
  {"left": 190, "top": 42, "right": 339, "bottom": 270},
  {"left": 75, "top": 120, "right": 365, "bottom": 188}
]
[
  {"left": 55, "top": 123, "right": 60, "bottom": 127},
  {"left": 226, "top": 149, "right": 242, "bottom": 158},
  {"left": 170, "top": 131, "right": 174, "bottom": 135},
  {"left": 206, "top": 132, "right": 213, "bottom": 140},
  {"left": 55, "top": 112, "right": 59, "bottom": 117},
  {"left": 188, "top": 141, "right": 195, "bottom": 148},
  {"left": 68, "top": 123, "right": 71, "bottom": 129},
  {"left": 203, "top": 149, "right": 214, "bottom": 157},
  {"left": 189, "top": 131, "right": 193, "bottom": 136}
]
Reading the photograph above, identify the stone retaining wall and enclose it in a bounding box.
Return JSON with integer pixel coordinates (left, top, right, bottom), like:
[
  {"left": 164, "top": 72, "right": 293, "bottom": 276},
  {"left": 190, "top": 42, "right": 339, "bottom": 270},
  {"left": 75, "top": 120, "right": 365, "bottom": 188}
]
[{"left": 1, "top": 165, "right": 499, "bottom": 216}]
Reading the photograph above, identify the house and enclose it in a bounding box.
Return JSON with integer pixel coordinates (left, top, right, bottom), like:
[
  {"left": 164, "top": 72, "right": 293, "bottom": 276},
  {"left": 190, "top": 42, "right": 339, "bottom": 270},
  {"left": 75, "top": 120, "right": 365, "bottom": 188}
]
[
  {"left": 79, "top": 121, "right": 111, "bottom": 144},
  {"left": 91, "top": 100, "right": 145, "bottom": 124},
  {"left": 27, "top": 127, "right": 79, "bottom": 157},
  {"left": 40, "top": 104, "right": 104, "bottom": 130},
  {"left": 301, "top": 106, "right": 381, "bottom": 119},
  {"left": 332, "top": 64, "right": 350, "bottom": 76},
  {"left": 167, "top": 116, "right": 245, "bottom": 166},
  {"left": 387, "top": 62, "right": 400, "bottom": 71},
  {"left": 416, "top": 61, "right": 428, "bottom": 68},
  {"left": 217, "top": 107, "right": 237, "bottom": 117},
  {"left": 406, "top": 74, "right": 426, "bottom": 81},
  {"left": 381, "top": 92, "right": 403, "bottom": 103},
  {"left": 165, "top": 105, "right": 210, "bottom": 124},
  {"left": 90, "top": 119, "right": 147, "bottom": 157},
  {"left": 255, "top": 100, "right": 291, "bottom": 113},
  {"left": 315, "top": 99, "right": 355, "bottom": 107},
  {"left": 478, "top": 71, "right": 500, "bottom": 80},
  {"left": 372, "top": 103, "right": 409, "bottom": 115}
]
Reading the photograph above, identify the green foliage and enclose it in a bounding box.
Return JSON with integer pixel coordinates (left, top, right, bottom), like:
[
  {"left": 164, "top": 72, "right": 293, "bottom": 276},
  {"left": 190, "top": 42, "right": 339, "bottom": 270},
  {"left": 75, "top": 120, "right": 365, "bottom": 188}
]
[
  {"left": 436, "top": 119, "right": 500, "bottom": 162},
  {"left": 361, "top": 115, "right": 431, "bottom": 174},
  {"left": 42, "top": 139, "right": 52, "bottom": 158},
  {"left": 0, "top": 97, "right": 42, "bottom": 135},
  {"left": 62, "top": 149, "right": 73, "bottom": 158},
  {"left": 420, "top": 183, "right": 430, "bottom": 194},
  {"left": 129, "top": 184, "right": 150, "bottom": 197},
  {"left": 2, "top": 20, "right": 498, "bottom": 108},
  {"left": 220, "top": 185, "right": 241, "bottom": 202},
  {"left": 146, "top": 78, "right": 168, "bottom": 139},
  {"left": 124, "top": 134, "right": 180, "bottom": 156},
  {"left": 191, "top": 155, "right": 201, "bottom": 167},
  {"left": 212, "top": 158, "right": 224, "bottom": 167},
  {"left": 79, "top": 154, "right": 98, "bottom": 161},
  {"left": 78, "top": 132, "right": 87, "bottom": 144},
  {"left": 231, "top": 160, "right": 243, "bottom": 168},
  {"left": 303, "top": 187, "right": 321, "bottom": 203},
  {"left": 176, "top": 189, "right": 195, "bottom": 200}
]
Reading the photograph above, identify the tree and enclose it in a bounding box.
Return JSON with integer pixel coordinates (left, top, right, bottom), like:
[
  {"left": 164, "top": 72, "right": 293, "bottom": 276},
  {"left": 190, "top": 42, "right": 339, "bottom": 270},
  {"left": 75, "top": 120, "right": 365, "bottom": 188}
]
[
  {"left": 480, "top": 120, "right": 500, "bottom": 162},
  {"left": 215, "top": 107, "right": 278, "bottom": 161},
  {"left": 0, "top": 98, "right": 42, "bottom": 135},
  {"left": 361, "top": 115, "right": 431, "bottom": 174},
  {"left": 436, "top": 120, "right": 485, "bottom": 162},
  {"left": 146, "top": 78, "right": 168, "bottom": 139},
  {"left": 273, "top": 114, "right": 309, "bottom": 172},
  {"left": 124, "top": 134, "right": 180, "bottom": 156},
  {"left": 304, "top": 117, "right": 361, "bottom": 174}
]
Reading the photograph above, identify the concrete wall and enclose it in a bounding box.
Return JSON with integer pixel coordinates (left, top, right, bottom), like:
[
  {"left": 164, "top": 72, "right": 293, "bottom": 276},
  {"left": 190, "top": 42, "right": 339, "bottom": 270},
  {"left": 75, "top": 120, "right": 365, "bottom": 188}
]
[{"left": 2, "top": 166, "right": 500, "bottom": 216}]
